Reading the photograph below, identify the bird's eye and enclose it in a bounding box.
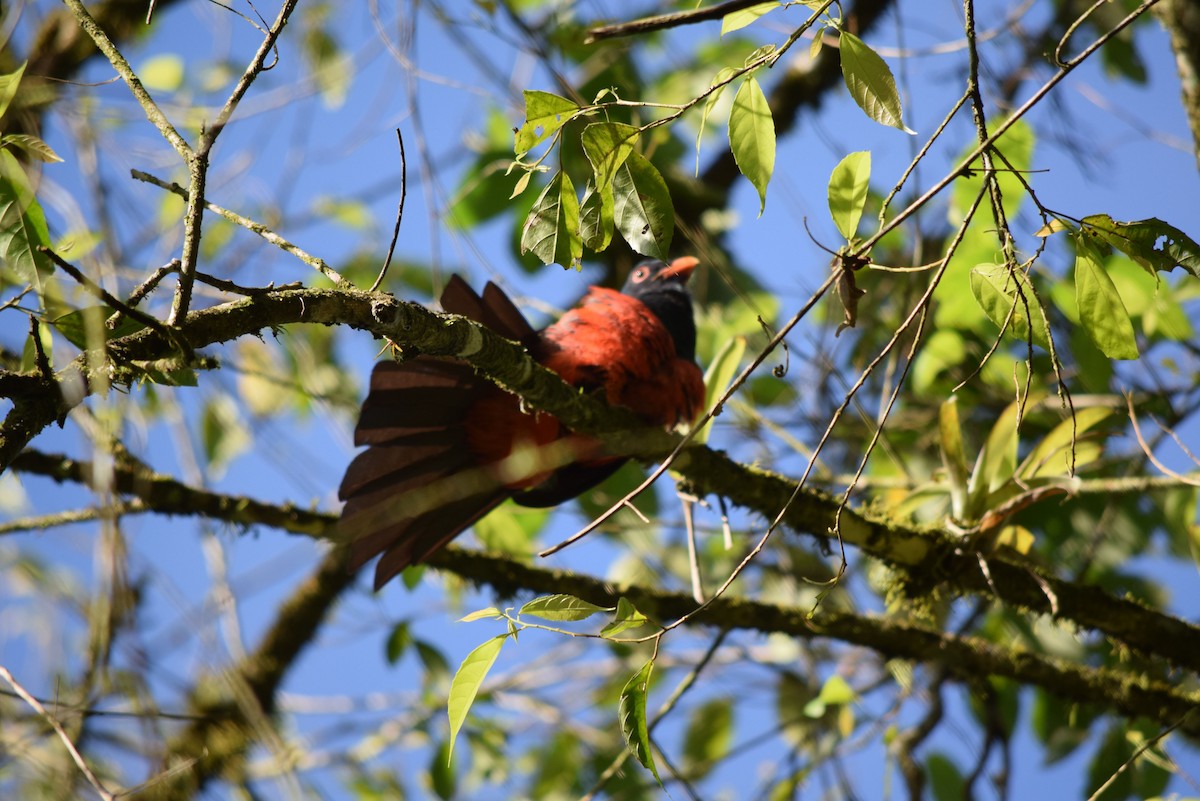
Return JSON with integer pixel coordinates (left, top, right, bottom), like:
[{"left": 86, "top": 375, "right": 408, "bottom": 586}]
[{"left": 632, "top": 267, "right": 649, "bottom": 283}]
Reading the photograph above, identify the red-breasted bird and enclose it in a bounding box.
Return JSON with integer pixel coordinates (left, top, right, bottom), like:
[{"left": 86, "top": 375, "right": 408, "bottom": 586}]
[{"left": 339, "top": 257, "right": 705, "bottom": 589}]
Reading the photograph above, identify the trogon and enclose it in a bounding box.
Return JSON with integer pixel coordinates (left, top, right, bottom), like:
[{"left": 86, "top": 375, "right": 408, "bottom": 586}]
[{"left": 339, "top": 257, "right": 705, "bottom": 589}]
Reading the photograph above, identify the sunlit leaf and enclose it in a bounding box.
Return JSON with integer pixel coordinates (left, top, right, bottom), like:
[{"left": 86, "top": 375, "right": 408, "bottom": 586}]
[
  {"left": 447, "top": 634, "right": 506, "bottom": 760},
  {"left": 579, "top": 182, "right": 614, "bottom": 251},
  {"left": 1020, "top": 407, "right": 1113, "bottom": 479},
  {"left": 515, "top": 90, "right": 581, "bottom": 154},
  {"left": 139, "top": 54, "right": 185, "bottom": 92},
  {"left": 695, "top": 335, "right": 746, "bottom": 444},
  {"left": 1, "top": 134, "right": 64, "bottom": 163},
  {"left": 695, "top": 68, "right": 737, "bottom": 174},
  {"left": 600, "top": 597, "right": 652, "bottom": 638},
  {"left": 1080, "top": 214, "right": 1200, "bottom": 277},
  {"left": 459, "top": 607, "right": 503, "bottom": 622},
  {"left": 581, "top": 121, "right": 639, "bottom": 191},
  {"left": 0, "top": 169, "right": 53, "bottom": 286},
  {"left": 721, "top": 1, "right": 781, "bottom": 35},
  {"left": 520, "top": 170, "right": 582, "bottom": 268},
  {"left": 969, "top": 263, "right": 1049, "bottom": 349},
  {"left": 0, "top": 62, "right": 26, "bottom": 120},
  {"left": 612, "top": 151, "right": 673, "bottom": 260},
  {"left": 828, "top": 150, "right": 871, "bottom": 240},
  {"left": 619, "top": 659, "right": 661, "bottom": 784},
  {"left": 519, "top": 594, "right": 612, "bottom": 621},
  {"left": 728, "top": 75, "right": 775, "bottom": 215},
  {"left": 839, "top": 31, "right": 914, "bottom": 133},
  {"left": 1074, "top": 236, "right": 1139, "bottom": 359}
]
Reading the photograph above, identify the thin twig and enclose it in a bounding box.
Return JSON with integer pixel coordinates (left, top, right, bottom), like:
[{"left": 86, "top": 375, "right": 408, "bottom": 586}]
[
  {"left": 0, "top": 665, "right": 117, "bottom": 801},
  {"left": 370, "top": 129, "right": 407, "bottom": 292},
  {"left": 131, "top": 170, "right": 346, "bottom": 285}
]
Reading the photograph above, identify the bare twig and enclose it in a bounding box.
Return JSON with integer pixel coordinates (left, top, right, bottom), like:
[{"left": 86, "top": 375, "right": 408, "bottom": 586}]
[
  {"left": 0, "top": 665, "right": 117, "bottom": 801},
  {"left": 370, "top": 128, "right": 407, "bottom": 292}
]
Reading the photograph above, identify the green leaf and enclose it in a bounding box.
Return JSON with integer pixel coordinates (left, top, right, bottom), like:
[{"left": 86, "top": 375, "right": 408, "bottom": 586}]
[
  {"left": 520, "top": 171, "right": 582, "bottom": 268},
  {"left": 682, "top": 698, "right": 733, "bottom": 777},
  {"left": 384, "top": 621, "right": 410, "bottom": 664},
  {"left": 939, "top": 397, "right": 970, "bottom": 521},
  {"left": 1, "top": 134, "right": 64, "bottom": 164},
  {"left": 828, "top": 151, "right": 871, "bottom": 240},
  {"left": 519, "top": 594, "right": 612, "bottom": 622},
  {"left": 612, "top": 151, "right": 673, "bottom": 260},
  {"left": 1020, "top": 407, "right": 1113, "bottom": 479},
  {"left": 200, "top": 393, "right": 250, "bottom": 477},
  {"left": 1080, "top": 214, "right": 1200, "bottom": 277},
  {"left": 447, "top": 634, "right": 506, "bottom": 761},
  {"left": 1074, "top": 236, "right": 1139, "bottom": 359},
  {"left": 816, "top": 674, "right": 856, "bottom": 706},
  {"left": 139, "top": 54, "right": 185, "bottom": 92},
  {"left": 728, "top": 75, "right": 775, "bottom": 215},
  {"left": 969, "top": 263, "right": 1049, "bottom": 349},
  {"left": 618, "top": 659, "right": 661, "bottom": 784},
  {"left": 0, "top": 63, "right": 26, "bottom": 120},
  {"left": 600, "top": 597, "right": 652, "bottom": 638},
  {"left": 950, "top": 119, "right": 1035, "bottom": 224},
  {"left": 0, "top": 169, "right": 54, "bottom": 286},
  {"left": 695, "top": 68, "right": 737, "bottom": 174},
  {"left": 515, "top": 90, "right": 581, "bottom": 154},
  {"left": 968, "top": 394, "right": 1039, "bottom": 506},
  {"left": 927, "top": 753, "right": 966, "bottom": 801},
  {"left": 580, "top": 122, "right": 639, "bottom": 192},
  {"left": 429, "top": 740, "right": 456, "bottom": 800},
  {"left": 721, "top": 1, "right": 781, "bottom": 35},
  {"left": 459, "top": 606, "right": 503, "bottom": 622},
  {"left": 695, "top": 335, "right": 746, "bottom": 445},
  {"left": 52, "top": 306, "right": 145, "bottom": 350},
  {"left": 839, "top": 31, "right": 914, "bottom": 134},
  {"left": 579, "top": 182, "right": 614, "bottom": 251}
]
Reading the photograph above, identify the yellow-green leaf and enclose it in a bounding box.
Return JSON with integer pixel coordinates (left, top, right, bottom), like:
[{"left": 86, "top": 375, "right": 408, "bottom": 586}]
[
  {"left": 696, "top": 68, "right": 737, "bottom": 174},
  {"left": 619, "top": 659, "right": 661, "bottom": 785},
  {"left": 721, "top": 1, "right": 781, "bottom": 35},
  {"left": 828, "top": 151, "right": 871, "bottom": 240},
  {"left": 579, "top": 182, "right": 614, "bottom": 251},
  {"left": 447, "top": 634, "right": 506, "bottom": 760},
  {"left": 0, "top": 63, "right": 26, "bottom": 119},
  {"left": 519, "top": 594, "right": 612, "bottom": 622},
  {"left": 515, "top": 90, "right": 581, "bottom": 154},
  {"left": 1074, "top": 236, "right": 1139, "bottom": 359},
  {"left": 695, "top": 336, "right": 745, "bottom": 445},
  {"left": 600, "top": 597, "right": 652, "bottom": 638},
  {"left": 728, "top": 76, "right": 775, "bottom": 215},
  {"left": 520, "top": 171, "right": 582, "bottom": 268},
  {"left": 839, "top": 31, "right": 914, "bottom": 134},
  {"left": 1020, "top": 407, "right": 1113, "bottom": 479},
  {"left": 1, "top": 134, "right": 64, "bottom": 164},
  {"left": 139, "top": 54, "right": 184, "bottom": 92},
  {"left": 969, "top": 263, "right": 1049, "bottom": 350},
  {"left": 1080, "top": 213, "right": 1200, "bottom": 278},
  {"left": 580, "top": 121, "right": 639, "bottom": 192}
]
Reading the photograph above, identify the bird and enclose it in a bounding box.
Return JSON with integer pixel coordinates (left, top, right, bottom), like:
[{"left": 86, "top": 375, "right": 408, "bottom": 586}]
[{"left": 338, "top": 257, "right": 705, "bottom": 590}]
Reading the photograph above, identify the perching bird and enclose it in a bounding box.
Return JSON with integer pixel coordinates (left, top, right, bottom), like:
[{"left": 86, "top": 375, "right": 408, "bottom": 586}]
[{"left": 339, "top": 257, "right": 705, "bottom": 589}]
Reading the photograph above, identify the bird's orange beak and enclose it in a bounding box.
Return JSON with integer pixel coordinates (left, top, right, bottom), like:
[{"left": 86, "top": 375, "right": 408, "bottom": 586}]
[{"left": 658, "top": 256, "right": 699, "bottom": 282}]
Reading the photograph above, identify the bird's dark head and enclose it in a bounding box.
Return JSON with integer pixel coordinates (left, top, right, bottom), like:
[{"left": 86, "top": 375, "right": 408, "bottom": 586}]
[{"left": 620, "top": 257, "right": 700, "bottom": 361}]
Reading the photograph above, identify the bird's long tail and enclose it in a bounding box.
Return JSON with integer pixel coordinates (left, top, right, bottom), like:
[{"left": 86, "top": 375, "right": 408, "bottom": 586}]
[{"left": 338, "top": 277, "right": 536, "bottom": 589}]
